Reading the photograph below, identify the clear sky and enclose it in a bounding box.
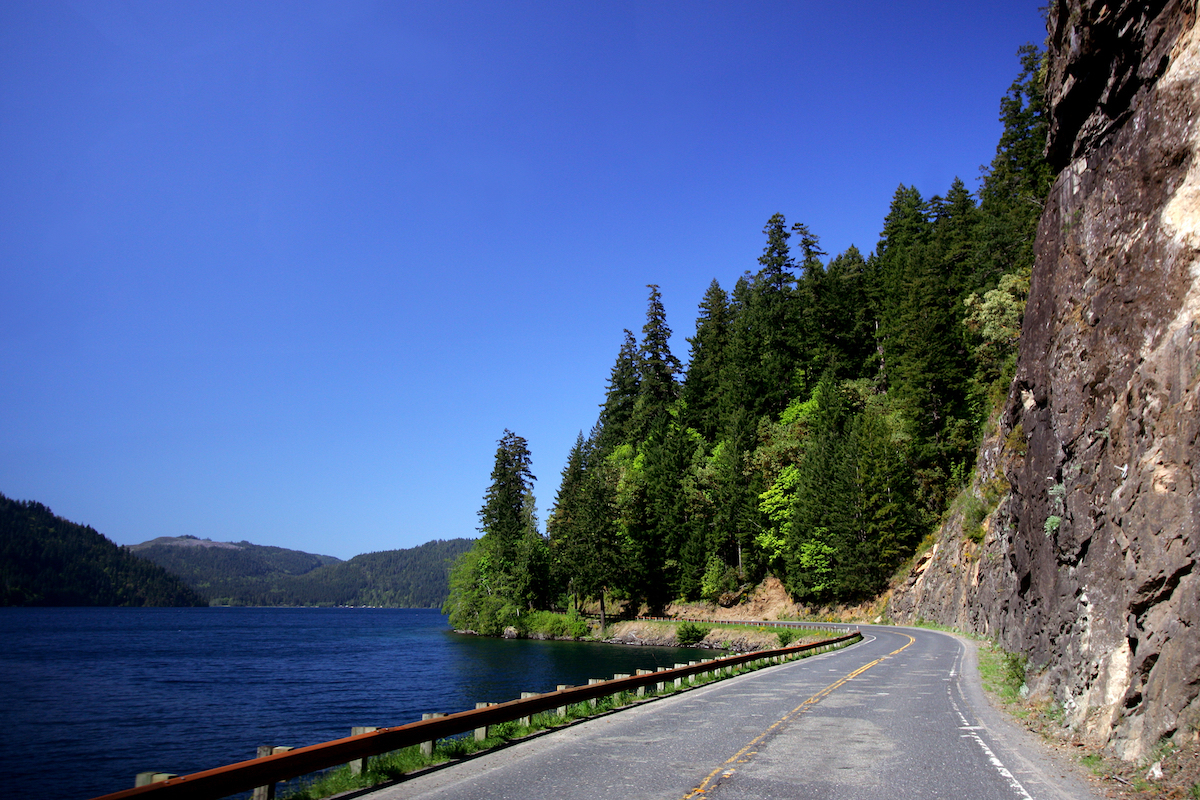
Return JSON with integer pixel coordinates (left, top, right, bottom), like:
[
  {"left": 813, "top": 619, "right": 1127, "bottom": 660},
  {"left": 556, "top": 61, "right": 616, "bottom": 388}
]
[{"left": 1, "top": 1, "right": 1047, "bottom": 560}]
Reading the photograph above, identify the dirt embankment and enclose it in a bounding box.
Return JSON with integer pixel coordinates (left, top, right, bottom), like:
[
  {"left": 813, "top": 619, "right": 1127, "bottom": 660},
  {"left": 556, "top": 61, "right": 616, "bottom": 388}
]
[
  {"left": 658, "top": 575, "right": 889, "bottom": 625},
  {"left": 600, "top": 578, "right": 854, "bottom": 651},
  {"left": 602, "top": 619, "right": 830, "bottom": 652}
]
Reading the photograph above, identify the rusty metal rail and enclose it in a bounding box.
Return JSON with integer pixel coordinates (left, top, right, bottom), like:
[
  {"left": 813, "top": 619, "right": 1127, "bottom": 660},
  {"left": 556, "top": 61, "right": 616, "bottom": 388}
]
[{"left": 91, "top": 631, "right": 861, "bottom": 800}]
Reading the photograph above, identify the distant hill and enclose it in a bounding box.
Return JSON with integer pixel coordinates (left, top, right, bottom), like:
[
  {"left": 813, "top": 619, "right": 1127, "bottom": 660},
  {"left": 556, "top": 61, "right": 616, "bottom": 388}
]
[
  {"left": 133, "top": 536, "right": 475, "bottom": 608},
  {"left": 128, "top": 536, "right": 341, "bottom": 600},
  {"left": 0, "top": 494, "right": 207, "bottom": 607}
]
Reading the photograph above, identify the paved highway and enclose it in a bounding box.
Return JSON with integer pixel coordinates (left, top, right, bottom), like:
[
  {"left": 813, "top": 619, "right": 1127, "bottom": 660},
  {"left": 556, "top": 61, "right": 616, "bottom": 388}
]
[{"left": 365, "top": 627, "right": 1101, "bottom": 800}]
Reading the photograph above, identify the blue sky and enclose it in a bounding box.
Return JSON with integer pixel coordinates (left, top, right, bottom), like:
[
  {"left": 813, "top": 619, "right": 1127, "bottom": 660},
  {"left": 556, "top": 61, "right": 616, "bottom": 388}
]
[{"left": 1, "top": 1, "right": 1047, "bottom": 560}]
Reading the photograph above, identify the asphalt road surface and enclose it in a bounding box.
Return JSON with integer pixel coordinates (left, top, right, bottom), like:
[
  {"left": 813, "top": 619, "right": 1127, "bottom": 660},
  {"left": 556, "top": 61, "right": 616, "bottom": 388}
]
[{"left": 364, "top": 627, "right": 1101, "bottom": 800}]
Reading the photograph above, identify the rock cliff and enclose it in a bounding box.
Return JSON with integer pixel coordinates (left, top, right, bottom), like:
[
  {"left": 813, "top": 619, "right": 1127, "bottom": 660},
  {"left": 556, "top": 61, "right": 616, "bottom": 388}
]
[{"left": 890, "top": 0, "right": 1199, "bottom": 761}]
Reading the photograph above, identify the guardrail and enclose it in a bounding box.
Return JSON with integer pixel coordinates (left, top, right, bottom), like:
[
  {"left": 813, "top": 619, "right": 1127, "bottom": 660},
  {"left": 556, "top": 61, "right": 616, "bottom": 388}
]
[{"left": 92, "top": 630, "right": 861, "bottom": 800}]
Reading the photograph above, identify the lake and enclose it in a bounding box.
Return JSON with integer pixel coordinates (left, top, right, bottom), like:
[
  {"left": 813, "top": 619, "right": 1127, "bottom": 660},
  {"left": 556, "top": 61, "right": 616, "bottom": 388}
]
[{"left": 0, "top": 607, "right": 715, "bottom": 800}]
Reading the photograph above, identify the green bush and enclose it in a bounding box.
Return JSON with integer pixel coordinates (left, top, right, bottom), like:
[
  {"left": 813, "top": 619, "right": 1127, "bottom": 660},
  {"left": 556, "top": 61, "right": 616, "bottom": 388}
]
[
  {"left": 1004, "top": 650, "right": 1028, "bottom": 692},
  {"left": 962, "top": 494, "right": 986, "bottom": 529},
  {"left": 519, "top": 610, "right": 590, "bottom": 638},
  {"left": 676, "top": 621, "right": 710, "bottom": 646},
  {"left": 777, "top": 628, "right": 797, "bottom": 647}
]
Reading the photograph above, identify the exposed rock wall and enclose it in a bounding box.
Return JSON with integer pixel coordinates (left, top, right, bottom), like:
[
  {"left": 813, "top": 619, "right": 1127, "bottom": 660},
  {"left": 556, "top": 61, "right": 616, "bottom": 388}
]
[{"left": 891, "top": 0, "right": 1199, "bottom": 761}]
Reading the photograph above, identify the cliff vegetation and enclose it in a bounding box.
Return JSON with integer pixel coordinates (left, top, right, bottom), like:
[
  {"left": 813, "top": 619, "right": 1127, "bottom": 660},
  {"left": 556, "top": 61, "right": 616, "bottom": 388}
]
[{"left": 891, "top": 0, "right": 1199, "bottom": 765}]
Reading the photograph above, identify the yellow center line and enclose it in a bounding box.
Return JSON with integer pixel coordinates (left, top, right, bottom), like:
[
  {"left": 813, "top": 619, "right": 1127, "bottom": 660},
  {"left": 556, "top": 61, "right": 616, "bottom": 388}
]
[{"left": 680, "top": 634, "right": 915, "bottom": 798}]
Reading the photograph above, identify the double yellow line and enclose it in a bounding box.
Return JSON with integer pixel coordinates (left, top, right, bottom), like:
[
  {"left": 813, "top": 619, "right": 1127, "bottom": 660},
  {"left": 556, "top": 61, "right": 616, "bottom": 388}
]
[{"left": 681, "top": 634, "right": 915, "bottom": 798}]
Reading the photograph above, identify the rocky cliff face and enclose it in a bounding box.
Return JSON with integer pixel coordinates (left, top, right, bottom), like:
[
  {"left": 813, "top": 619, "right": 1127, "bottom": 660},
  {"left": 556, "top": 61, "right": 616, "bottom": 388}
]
[{"left": 891, "top": 0, "right": 1199, "bottom": 761}]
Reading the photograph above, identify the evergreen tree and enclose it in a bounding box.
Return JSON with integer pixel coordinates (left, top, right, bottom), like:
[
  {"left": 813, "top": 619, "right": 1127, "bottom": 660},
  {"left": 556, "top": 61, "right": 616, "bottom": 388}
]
[
  {"left": 783, "top": 379, "right": 922, "bottom": 602},
  {"left": 792, "top": 223, "right": 837, "bottom": 384},
  {"left": 931, "top": 177, "right": 981, "bottom": 302},
  {"left": 784, "top": 377, "right": 854, "bottom": 602},
  {"left": 631, "top": 416, "right": 696, "bottom": 606},
  {"left": 976, "top": 43, "right": 1053, "bottom": 289},
  {"left": 681, "top": 279, "right": 732, "bottom": 441},
  {"left": 843, "top": 408, "right": 923, "bottom": 593},
  {"left": 478, "top": 429, "right": 538, "bottom": 569},
  {"left": 874, "top": 184, "right": 931, "bottom": 395},
  {"left": 968, "top": 43, "right": 1053, "bottom": 397},
  {"left": 747, "top": 214, "right": 803, "bottom": 417},
  {"left": 822, "top": 246, "right": 876, "bottom": 379},
  {"left": 547, "top": 431, "right": 589, "bottom": 603},
  {"left": 632, "top": 284, "right": 682, "bottom": 439},
  {"left": 546, "top": 429, "right": 625, "bottom": 619},
  {"left": 708, "top": 407, "right": 763, "bottom": 579},
  {"left": 444, "top": 430, "right": 547, "bottom": 632},
  {"left": 718, "top": 274, "right": 756, "bottom": 426},
  {"left": 596, "top": 330, "right": 641, "bottom": 453}
]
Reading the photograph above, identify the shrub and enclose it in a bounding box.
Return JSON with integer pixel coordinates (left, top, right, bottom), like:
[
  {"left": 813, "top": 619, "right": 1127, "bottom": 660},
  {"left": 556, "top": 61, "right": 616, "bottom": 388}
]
[
  {"left": 1004, "top": 650, "right": 1028, "bottom": 693},
  {"left": 981, "top": 474, "right": 1010, "bottom": 506},
  {"left": 519, "top": 610, "right": 590, "bottom": 639},
  {"left": 1004, "top": 423, "right": 1027, "bottom": 457},
  {"left": 676, "top": 621, "right": 710, "bottom": 646},
  {"left": 777, "top": 629, "right": 797, "bottom": 647},
  {"left": 961, "top": 493, "right": 988, "bottom": 543}
]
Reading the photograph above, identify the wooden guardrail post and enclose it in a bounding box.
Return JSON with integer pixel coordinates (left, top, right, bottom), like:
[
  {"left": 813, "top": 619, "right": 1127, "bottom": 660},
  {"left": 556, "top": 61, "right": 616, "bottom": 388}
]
[
  {"left": 556, "top": 685, "right": 570, "bottom": 716},
  {"left": 419, "top": 716, "right": 444, "bottom": 757},
  {"left": 348, "top": 729, "right": 376, "bottom": 775},
  {"left": 612, "top": 674, "right": 630, "bottom": 703},
  {"left": 519, "top": 693, "right": 537, "bottom": 726},
  {"left": 635, "top": 669, "right": 652, "bottom": 696},
  {"left": 474, "top": 703, "right": 492, "bottom": 741},
  {"left": 587, "top": 679, "right": 602, "bottom": 707},
  {"left": 134, "top": 773, "right": 176, "bottom": 787},
  {"left": 253, "top": 746, "right": 292, "bottom": 800},
  {"left": 674, "top": 663, "right": 688, "bottom": 688}
]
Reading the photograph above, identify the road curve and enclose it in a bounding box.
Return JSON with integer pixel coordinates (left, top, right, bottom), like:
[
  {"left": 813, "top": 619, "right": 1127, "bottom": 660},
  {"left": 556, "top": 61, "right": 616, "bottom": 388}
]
[{"left": 364, "top": 627, "right": 1101, "bottom": 800}]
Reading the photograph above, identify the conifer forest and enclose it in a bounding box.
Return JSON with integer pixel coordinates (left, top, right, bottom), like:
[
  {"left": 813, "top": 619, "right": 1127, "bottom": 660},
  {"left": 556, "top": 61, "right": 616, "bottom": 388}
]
[{"left": 445, "top": 46, "right": 1054, "bottom": 634}]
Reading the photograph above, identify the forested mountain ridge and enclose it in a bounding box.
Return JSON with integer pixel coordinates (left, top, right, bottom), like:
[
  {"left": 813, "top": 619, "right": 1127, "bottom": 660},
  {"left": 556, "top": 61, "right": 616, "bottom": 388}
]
[
  {"left": 0, "top": 493, "right": 206, "bottom": 607},
  {"left": 129, "top": 536, "right": 341, "bottom": 587},
  {"left": 445, "top": 44, "right": 1055, "bottom": 635},
  {"left": 135, "top": 536, "right": 474, "bottom": 608}
]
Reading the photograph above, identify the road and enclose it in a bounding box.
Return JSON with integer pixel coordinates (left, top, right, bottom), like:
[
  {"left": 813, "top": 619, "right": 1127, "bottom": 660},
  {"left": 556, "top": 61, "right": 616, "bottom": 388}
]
[{"left": 364, "top": 627, "right": 1101, "bottom": 800}]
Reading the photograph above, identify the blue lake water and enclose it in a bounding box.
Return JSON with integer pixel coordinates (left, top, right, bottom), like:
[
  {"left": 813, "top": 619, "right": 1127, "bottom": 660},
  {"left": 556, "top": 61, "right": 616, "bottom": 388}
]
[{"left": 0, "top": 607, "right": 715, "bottom": 800}]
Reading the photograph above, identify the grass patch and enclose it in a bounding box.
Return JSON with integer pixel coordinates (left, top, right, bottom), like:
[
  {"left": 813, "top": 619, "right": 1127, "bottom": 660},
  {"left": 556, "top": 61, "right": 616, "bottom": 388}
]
[{"left": 977, "top": 640, "right": 1027, "bottom": 704}]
